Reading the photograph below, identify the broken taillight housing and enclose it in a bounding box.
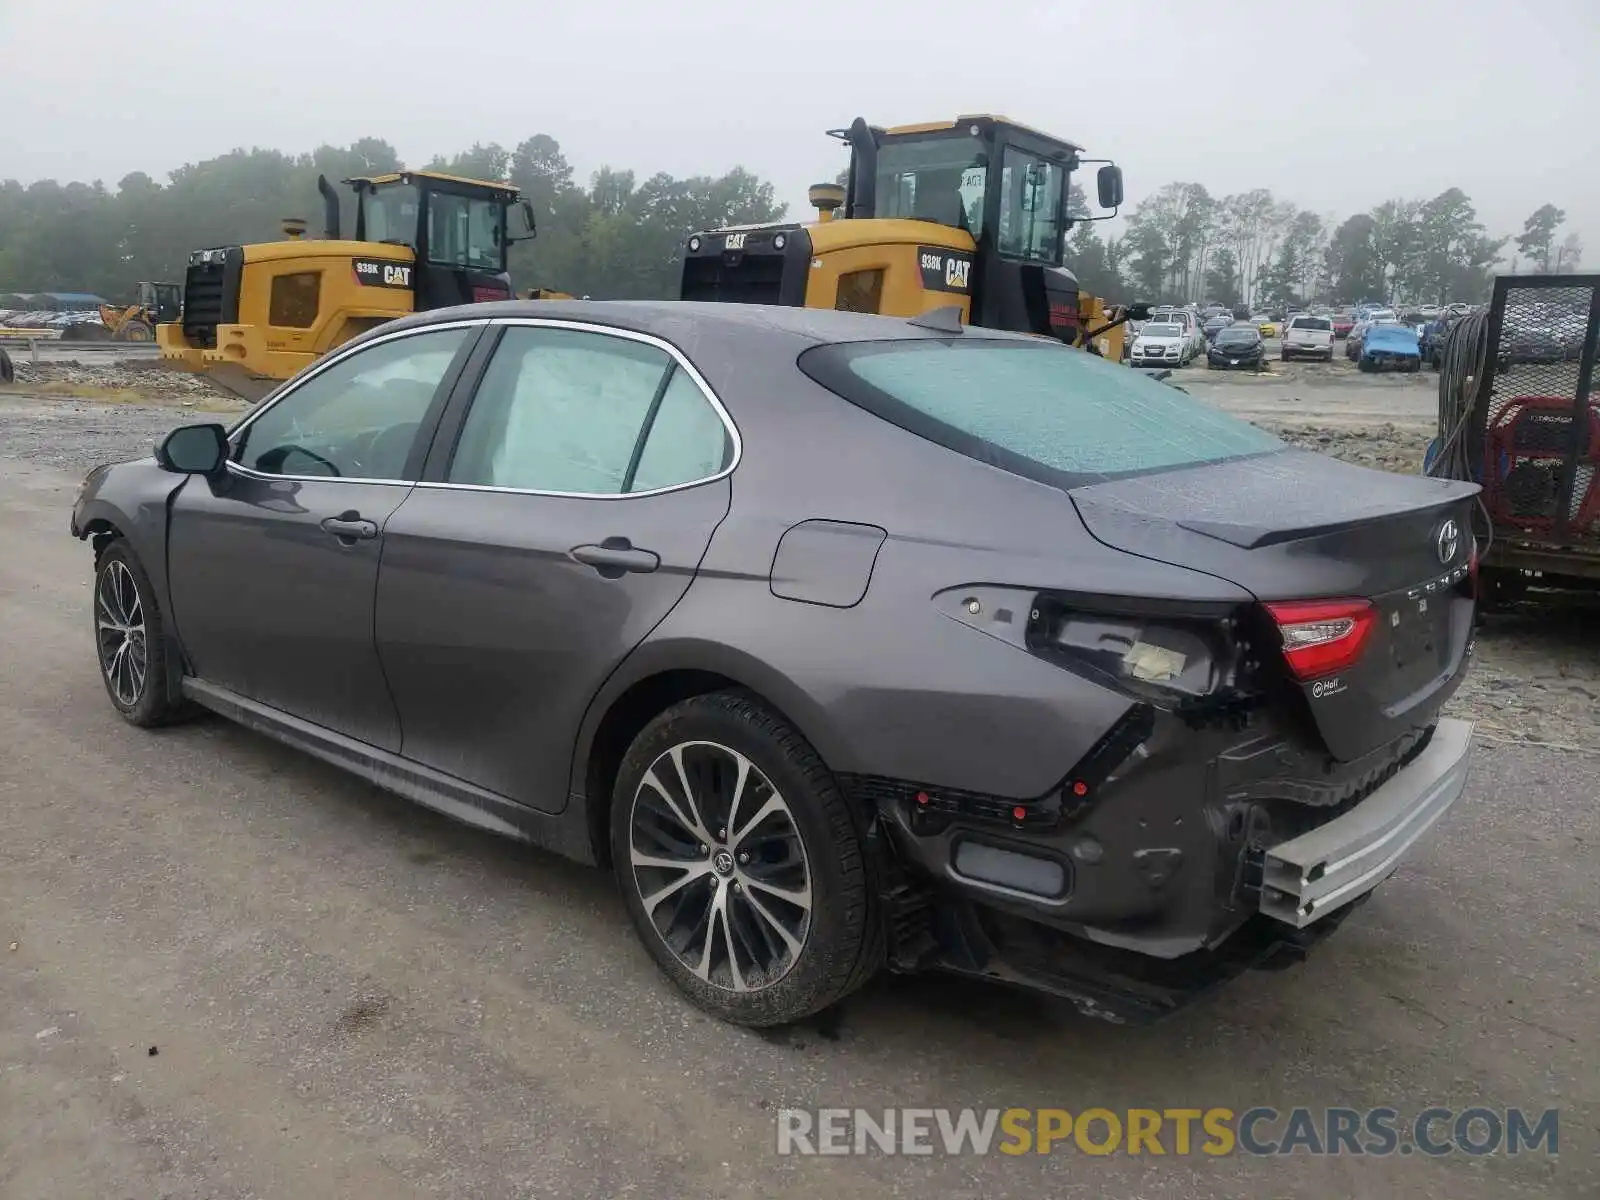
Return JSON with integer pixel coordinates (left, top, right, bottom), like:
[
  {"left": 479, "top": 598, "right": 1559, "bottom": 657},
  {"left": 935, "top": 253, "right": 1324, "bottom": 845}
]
[
  {"left": 1265, "top": 599, "right": 1375, "bottom": 681},
  {"left": 1025, "top": 598, "right": 1251, "bottom": 708}
]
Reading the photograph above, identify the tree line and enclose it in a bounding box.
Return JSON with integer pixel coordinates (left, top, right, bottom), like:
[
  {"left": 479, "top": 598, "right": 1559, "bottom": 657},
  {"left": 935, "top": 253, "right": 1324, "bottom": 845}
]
[
  {"left": 0, "top": 132, "right": 1586, "bottom": 313},
  {"left": 0, "top": 134, "right": 785, "bottom": 302},
  {"left": 1066, "top": 185, "right": 1586, "bottom": 310}
]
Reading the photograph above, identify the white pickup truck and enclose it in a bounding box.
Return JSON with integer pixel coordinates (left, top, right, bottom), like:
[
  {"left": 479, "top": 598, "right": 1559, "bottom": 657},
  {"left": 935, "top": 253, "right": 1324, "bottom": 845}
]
[{"left": 1283, "top": 315, "right": 1335, "bottom": 362}]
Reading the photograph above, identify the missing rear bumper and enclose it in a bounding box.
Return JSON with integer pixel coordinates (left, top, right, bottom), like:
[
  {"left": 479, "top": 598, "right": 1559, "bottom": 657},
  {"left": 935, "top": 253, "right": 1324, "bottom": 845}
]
[{"left": 1259, "top": 717, "right": 1473, "bottom": 927}]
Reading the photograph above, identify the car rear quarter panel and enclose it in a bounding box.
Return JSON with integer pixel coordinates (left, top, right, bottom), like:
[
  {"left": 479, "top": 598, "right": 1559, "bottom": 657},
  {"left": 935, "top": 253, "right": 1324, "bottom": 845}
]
[{"left": 578, "top": 349, "right": 1255, "bottom": 802}]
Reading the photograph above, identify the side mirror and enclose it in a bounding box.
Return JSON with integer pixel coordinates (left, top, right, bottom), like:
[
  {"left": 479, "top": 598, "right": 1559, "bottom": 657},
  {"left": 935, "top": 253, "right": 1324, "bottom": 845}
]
[
  {"left": 508, "top": 200, "right": 538, "bottom": 244},
  {"left": 1097, "top": 164, "right": 1124, "bottom": 210},
  {"left": 155, "top": 423, "right": 229, "bottom": 475}
]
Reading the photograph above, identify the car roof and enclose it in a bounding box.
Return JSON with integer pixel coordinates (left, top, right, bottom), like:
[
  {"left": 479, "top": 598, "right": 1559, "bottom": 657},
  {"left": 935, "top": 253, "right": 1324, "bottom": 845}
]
[{"left": 368, "top": 299, "right": 1049, "bottom": 352}]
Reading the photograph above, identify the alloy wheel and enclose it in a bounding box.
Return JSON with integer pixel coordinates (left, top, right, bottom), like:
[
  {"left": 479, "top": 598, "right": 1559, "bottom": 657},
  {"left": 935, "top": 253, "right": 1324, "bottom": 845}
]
[
  {"left": 96, "top": 559, "right": 147, "bottom": 706},
  {"left": 628, "top": 740, "right": 813, "bottom": 992}
]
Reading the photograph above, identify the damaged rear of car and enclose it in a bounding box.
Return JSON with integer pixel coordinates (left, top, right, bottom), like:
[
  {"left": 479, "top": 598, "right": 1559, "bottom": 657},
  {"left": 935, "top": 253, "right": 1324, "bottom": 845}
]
[{"left": 796, "top": 335, "right": 1478, "bottom": 1022}]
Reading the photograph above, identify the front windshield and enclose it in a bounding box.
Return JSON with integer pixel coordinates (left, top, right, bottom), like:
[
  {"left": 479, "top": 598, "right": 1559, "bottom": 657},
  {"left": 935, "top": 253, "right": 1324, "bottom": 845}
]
[
  {"left": 1217, "top": 329, "right": 1258, "bottom": 344},
  {"left": 427, "top": 190, "right": 507, "bottom": 273},
  {"left": 362, "top": 183, "right": 419, "bottom": 247},
  {"left": 874, "top": 134, "right": 987, "bottom": 233}
]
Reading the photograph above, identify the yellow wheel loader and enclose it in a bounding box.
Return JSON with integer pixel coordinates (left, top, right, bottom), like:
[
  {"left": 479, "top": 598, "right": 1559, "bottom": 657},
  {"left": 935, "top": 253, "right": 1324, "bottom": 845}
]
[
  {"left": 157, "top": 171, "right": 538, "bottom": 401},
  {"left": 681, "top": 115, "right": 1143, "bottom": 358},
  {"left": 59, "top": 281, "right": 182, "bottom": 343}
]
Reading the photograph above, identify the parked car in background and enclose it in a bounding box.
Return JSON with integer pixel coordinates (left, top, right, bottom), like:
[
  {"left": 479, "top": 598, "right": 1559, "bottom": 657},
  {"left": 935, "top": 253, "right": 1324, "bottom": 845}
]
[
  {"left": 1332, "top": 312, "right": 1355, "bottom": 338},
  {"left": 1366, "top": 307, "right": 1398, "bottom": 324},
  {"left": 1497, "top": 303, "right": 1571, "bottom": 366},
  {"left": 1202, "top": 314, "right": 1232, "bottom": 341},
  {"left": 1131, "top": 321, "right": 1192, "bottom": 367},
  {"left": 1358, "top": 323, "right": 1422, "bottom": 372},
  {"left": 1419, "top": 314, "right": 1455, "bottom": 368},
  {"left": 1207, "top": 324, "right": 1265, "bottom": 369},
  {"left": 1281, "top": 315, "right": 1335, "bottom": 362},
  {"left": 69, "top": 298, "right": 1481, "bottom": 1027},
  {"left": 1252, "top": 314, "right": 1278, "bottom": 338}
]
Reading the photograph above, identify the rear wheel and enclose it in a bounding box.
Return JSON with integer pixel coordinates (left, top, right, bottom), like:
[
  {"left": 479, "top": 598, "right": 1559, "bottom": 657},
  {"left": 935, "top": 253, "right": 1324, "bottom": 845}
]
[
  {"left": 116, "top": 319, "right": 154, "bottom": 343},
  {"left": 93, "top": 541, "right": 184, "bottom": 727},
  {"left": 611, "top": 692, "right": 880, "bottom": 1026}
]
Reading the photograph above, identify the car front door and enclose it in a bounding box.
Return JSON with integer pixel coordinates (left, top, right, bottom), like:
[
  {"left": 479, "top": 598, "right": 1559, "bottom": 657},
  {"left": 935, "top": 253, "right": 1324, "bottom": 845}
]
[
  {"left": 374, "top": 320, "right": 736, "bottom": 812},
  {"left": 165, "top": 324, "right": 480, "bottom": 750}
]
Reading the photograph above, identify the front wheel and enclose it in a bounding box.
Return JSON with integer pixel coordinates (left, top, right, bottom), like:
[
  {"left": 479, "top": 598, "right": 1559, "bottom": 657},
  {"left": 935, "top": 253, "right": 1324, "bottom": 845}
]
[
  {"left": 93, "top": 541, "right": 184, "bottom": 726},
  {"left": 611, "top": 692, "right": 880, "bottom": 1026}
]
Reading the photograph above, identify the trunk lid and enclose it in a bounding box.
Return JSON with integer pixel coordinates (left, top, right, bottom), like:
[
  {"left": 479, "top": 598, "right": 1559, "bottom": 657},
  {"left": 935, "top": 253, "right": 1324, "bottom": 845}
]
[{"left": 1070, "top": 449, "right": 1479, "bottom": 760}]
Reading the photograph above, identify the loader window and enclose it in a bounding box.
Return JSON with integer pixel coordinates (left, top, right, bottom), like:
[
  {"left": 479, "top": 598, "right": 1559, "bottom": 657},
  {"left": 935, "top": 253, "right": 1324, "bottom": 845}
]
[
  {"left": 997, "top": 148, "right": 1064, "bottom": 264},
  {"left": 362, "top": 183, "right": 420, "bottom": 247},
  {"left": 427, "top": 192, "right": 506, "bottom": 273},
  {"left": 875, "top": 135, "right": 986, "bottom": 234}
]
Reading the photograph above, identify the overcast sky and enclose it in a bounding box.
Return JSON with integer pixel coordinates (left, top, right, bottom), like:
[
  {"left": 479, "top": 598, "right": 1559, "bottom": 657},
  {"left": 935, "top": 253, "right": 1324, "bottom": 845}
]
[{"left": 4, "top": 1, "right": 1596, "bottom": 255}]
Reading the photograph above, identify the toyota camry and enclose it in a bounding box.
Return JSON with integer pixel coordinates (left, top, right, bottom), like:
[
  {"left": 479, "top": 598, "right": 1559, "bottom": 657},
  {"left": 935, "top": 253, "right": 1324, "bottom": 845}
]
[{"left": 72, "top": 301, "right": 1478, "bottom": 1026}]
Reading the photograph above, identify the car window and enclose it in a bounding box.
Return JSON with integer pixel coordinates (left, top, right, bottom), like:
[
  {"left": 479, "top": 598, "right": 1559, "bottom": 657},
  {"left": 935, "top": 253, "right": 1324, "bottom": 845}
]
[
  {"left": 628, "top": 369, "right": 734, "bottom": 492},
  {"left": 800, "top": 338, "right": 1283, "bottom": 485},
  {"left": 1291, "top": 317, "right": 1332, "bottom": 331},
  {"left": 447, "top": 326, "right": 730, "bottom": 494},
  {"left": 234, "top": 327, "right": 470, "bottom": 479}
]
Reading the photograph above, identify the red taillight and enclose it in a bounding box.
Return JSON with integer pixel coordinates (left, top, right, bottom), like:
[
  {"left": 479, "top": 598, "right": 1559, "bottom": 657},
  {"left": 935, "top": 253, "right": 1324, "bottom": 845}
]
[
  {"left": 472, "top": 285, "right": 510, "bottom": 304},
  {"left": 1265, "top": 598, "right": 1375, "bottom": 681}
]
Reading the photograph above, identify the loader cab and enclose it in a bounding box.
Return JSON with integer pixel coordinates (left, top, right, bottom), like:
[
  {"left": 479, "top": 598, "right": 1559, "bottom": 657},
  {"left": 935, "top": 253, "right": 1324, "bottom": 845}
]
[
  {"left": 850, "top": 115, "right": 1123, "bottom": 340},
  {"left": 679, "top": 114, "right": 1125, "bottom": 347},
  {"left": 138, "top": 281, "right": 183, "bottom": 324},
  {"left": 346, "top": 171, "right": 528, "bottom": 310}
]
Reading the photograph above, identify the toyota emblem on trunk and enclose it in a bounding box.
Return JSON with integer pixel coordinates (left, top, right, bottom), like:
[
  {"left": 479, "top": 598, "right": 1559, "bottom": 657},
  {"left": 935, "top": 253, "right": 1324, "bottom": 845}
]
[{"left": 1436, "top": 518, "right": 1460, "bottom": 565}]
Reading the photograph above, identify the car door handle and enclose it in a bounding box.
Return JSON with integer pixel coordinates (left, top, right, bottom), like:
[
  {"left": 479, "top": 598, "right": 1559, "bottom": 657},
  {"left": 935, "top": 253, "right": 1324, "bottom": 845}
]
[
  {"left": 570, "top": 538, "right": 660, "bottom": 577},
  {"left": 321, "top": 513, "right": 378, "bottom": 541}
]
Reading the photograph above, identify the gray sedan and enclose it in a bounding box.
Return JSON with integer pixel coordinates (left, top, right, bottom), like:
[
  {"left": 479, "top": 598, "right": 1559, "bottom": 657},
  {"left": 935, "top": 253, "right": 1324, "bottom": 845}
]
[{"left": 72, "top": 301, "right": 1478, "bottom": 1027}]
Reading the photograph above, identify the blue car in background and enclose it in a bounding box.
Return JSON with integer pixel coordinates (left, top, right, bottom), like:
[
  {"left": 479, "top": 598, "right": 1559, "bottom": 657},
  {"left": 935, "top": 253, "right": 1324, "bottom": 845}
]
[{"left": 1359, "top": 323, "right": 1421, "bottom": 372}]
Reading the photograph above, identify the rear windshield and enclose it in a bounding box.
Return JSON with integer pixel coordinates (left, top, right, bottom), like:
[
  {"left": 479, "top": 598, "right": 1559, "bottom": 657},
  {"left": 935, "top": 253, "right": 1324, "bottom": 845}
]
[
  {"left": 1142, "top": 324, "right": 1181, "bottom": 336},
  {"left": 798, "top": 338, "right": 1283, "bottom": 485},
  {"left": 1291, "top": 317, "right": 1332, "bottom": 331}
]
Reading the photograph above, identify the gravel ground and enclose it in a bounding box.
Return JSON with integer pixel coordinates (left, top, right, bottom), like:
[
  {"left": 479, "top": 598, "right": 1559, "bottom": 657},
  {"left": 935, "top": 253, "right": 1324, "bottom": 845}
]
[{"left": 7, "top": 357, "right": 230, "bottom": 399}]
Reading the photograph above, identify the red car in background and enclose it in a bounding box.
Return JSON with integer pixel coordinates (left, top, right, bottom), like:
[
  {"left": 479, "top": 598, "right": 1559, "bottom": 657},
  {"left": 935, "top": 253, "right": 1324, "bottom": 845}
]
[{"left": 1332, "top": 312, "right": 1356, "bottom": 338}]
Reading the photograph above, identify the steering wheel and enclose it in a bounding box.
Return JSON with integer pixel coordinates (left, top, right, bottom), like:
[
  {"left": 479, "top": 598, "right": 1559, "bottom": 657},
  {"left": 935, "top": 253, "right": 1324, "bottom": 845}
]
[{"left": 259, "top": 444, "right": 342, "bottom": 477}]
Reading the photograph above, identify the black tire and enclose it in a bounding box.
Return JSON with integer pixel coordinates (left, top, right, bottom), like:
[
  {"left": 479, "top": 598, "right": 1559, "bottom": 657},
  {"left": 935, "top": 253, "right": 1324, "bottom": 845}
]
[
  {"left": 0, "top": 348, "right": 12, "bottom": 385},
  {"left": 116, "top": 319, "right": 154, "bottom": 343},
  {"left": 93, "top": 540, "right": 184, "bottom": 727},
  {"left": 611, "top": 691, "right": 880, "bottom": 1027},
  {"left": 1358, "top": 358, "right": 1374, "bottom": 373},
  {"left": 1280, "top": 350, "right": 1289, "bottom": 361}
]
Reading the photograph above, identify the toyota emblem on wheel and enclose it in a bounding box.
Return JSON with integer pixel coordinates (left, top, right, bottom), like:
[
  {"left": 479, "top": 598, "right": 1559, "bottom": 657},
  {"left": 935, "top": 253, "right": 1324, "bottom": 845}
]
[{"left": 1436, "top": 518, "right": 1460, "bottom": 565}]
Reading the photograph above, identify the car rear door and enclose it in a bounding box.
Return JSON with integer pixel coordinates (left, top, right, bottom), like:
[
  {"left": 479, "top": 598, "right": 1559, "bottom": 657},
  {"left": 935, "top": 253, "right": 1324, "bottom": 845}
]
[
  {"left": 165, "top": 324, "right": 480, "bottom": 751},
  {"left": 374, "top": 320, "right": 735, "bottom": 813}
]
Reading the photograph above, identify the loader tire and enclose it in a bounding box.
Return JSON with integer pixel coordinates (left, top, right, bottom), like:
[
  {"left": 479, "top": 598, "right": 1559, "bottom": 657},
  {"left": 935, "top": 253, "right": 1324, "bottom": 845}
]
[{"left": 116, "top": 320, "right": 154, "bottom": 343}]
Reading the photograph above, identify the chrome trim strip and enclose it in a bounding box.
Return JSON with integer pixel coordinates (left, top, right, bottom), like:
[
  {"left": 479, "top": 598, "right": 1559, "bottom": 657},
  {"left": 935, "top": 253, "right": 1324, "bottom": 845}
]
[{"left": 222, "top": 315, "right": 742, "bottom": 498}]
